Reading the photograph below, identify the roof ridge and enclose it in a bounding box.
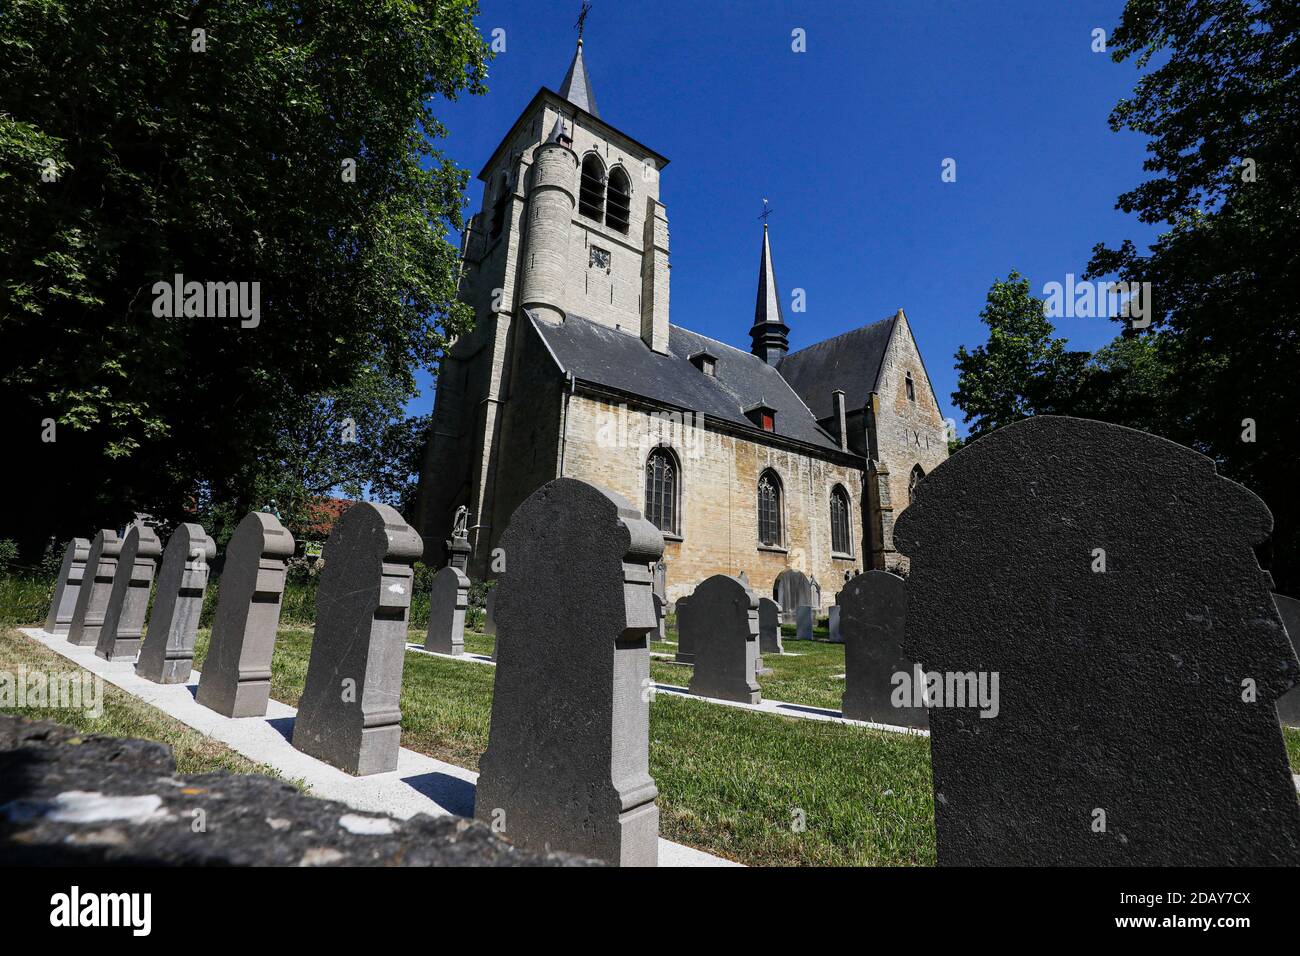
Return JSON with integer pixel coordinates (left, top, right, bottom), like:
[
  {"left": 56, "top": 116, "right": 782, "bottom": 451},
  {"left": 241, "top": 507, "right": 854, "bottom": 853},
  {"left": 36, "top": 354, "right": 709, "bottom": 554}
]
[
  {"left": 670, "top": 323, "right": 764, "bottom": 361},
  {"left": 782, "top": 313, "right": 897, "bottom": 360}
]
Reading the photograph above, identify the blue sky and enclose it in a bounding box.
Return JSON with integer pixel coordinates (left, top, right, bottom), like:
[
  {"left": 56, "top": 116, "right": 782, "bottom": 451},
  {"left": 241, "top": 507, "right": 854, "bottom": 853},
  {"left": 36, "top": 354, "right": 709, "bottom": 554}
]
[{"left": 411, "top": 0, "right": 1162, "bottom": 436}]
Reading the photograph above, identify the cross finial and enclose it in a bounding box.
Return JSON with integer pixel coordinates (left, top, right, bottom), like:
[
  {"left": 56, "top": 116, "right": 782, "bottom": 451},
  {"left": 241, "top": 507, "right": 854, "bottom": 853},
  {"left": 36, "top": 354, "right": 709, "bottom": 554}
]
[
  {"left": 575, "top": 1, "right": 592, "bottom": 42},
  {"left": 758, "top": 198, "right": 774, "bottom": 225}
]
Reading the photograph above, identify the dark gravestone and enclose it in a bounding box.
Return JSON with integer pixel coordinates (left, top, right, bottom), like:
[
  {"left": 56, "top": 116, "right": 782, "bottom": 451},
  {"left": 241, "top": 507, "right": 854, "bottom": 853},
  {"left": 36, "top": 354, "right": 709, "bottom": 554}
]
[
  {"left": 136, "top": 524, "right": 216, "bottom": 683},
  {"left": 486, "top": 588, "right": 499, "bottom": 661},
  {"left": 425, "top": 565, "right": 469, "bottom": 656},
  {"left": 839, "top": 571, "right": 927, "bottom": 728},
  {"left": 293, "top": 503, "right": 422, "bottom": 775},
  {"left": 828, "top": 604, "right": 843, "bottom": 644},
  {"left": 773, "top": 568, "right": 812, "bottom": 624},
  {"left": 687, "top": 575, "right": 761, "bottom": 704},
  {"left": 1274, "top": 593, "right": 1300, "bottom": 728},
  {"left": 95, "top": 525, "right": 163, "bottom": 662},
  {"left": 795, "top": 605, "right": 814, "bottom": 641},
  {"left": 196, "top": 512, "right": 295, "bottom": 718},
  {"left": 757, "top": 597, "right": 783, "bottom": 655},
  {"left": 44, "top": 538, "right": 90, "bottom": 635},
  {"left": 652, "top": 593, "right": 666, "bottom": 642},
  {"left": 475, "top": 478, "right": 662, "bottom": 866},
  {"left": 66, "top": 530, "right": 122, "bottom": 647},
  {"left": 674, "top": 593, "right": 696, "bottom": 663},
  {"left": 895, "top": 415, "right": 1300, "bottom": 865}
]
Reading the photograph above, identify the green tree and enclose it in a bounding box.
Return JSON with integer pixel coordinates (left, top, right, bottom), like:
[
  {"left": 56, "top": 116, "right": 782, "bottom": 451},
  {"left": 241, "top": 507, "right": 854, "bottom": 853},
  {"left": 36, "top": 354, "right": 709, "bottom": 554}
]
[
  {"left": 951, "top": 272, "right": 1090, "bottom": 440},
  {"left": 0, "top": 0, "right": 489, "bottom": 555},
  {"left": 194, "top": 368, "right": 432, "bottom": 546},
  {"left": 1085, "top": 0, "right": 1300, "bottom": 591}
]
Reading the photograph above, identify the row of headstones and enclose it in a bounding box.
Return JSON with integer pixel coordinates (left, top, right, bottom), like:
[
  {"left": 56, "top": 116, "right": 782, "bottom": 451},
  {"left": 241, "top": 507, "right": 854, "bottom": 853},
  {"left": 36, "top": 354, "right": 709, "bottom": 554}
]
[
  {"left": 43, "top": 482, "right": 661, "bottom": 864},
  {"left": 48, "top": 508, "right": 419, "bottom": 775},
  {"left": 42, "top": 417, "right": 1300, "bottom": 865},
  {"left": 663, "top": 572, "right": 920, "bottom": 728}
]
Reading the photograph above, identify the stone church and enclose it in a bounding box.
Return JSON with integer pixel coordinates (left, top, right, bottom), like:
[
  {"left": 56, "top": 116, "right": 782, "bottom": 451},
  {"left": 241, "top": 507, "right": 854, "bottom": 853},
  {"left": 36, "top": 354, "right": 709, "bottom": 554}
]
[{"left": 414, "top": 37, "right": 948, "bottom": 608}]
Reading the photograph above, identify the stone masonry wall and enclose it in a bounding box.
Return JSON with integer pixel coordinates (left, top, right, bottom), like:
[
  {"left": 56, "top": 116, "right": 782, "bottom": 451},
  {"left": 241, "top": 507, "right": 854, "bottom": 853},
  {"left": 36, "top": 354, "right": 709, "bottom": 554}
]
[
  {"left": 873, "top": 314, "right": 949, "bottom": 570},
  {"left": 559, "top": 394, "right": 866, "bottom": 608}
]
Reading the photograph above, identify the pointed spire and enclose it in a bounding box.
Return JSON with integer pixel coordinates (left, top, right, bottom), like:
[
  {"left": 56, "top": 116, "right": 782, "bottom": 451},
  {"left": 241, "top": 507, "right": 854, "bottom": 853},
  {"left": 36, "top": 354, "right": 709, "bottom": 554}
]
[
  {"left": 750, "top": 222, "right": 790, "bottom": 365},
  {"left": 559, "top": 39, "right": 600, "bottom": 117}
]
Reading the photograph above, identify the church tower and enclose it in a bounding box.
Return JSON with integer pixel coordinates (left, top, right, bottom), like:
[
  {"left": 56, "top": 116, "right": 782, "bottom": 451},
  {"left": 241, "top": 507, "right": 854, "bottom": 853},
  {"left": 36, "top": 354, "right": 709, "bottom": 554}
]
[
  {"left": 454, "top": 33, "right": 672, "bottom": 350},
  {"left": 417, "top": 24, "right": 673, "bottom": 569}
]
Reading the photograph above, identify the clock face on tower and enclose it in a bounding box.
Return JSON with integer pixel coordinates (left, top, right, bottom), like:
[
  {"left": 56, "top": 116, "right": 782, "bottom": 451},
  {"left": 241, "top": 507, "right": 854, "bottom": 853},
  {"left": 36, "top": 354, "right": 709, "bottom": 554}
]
[{"left": 589, "top": 246, "right": 611, "bottom": 270}]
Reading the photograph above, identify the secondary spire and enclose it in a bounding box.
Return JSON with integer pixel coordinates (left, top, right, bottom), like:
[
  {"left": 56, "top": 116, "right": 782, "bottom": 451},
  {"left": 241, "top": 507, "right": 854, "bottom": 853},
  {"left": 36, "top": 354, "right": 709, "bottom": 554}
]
[{"left": 750, "top": 202, "right": 790, "bottom": 366}]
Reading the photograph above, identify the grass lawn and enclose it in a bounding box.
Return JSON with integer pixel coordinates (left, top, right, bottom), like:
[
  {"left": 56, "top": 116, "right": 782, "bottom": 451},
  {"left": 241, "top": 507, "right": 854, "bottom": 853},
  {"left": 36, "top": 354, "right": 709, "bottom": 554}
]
[
  {"left": 652, "top": 632, "right": 848, "bottom": 711},
  {"left": 8, "top": 616, "right": 1300, "bottom": 867},
  {"left": 189, "top": 624, "right": 937, "bottom": 865},
  {"left": 0, "top": 626, "right": 286, "bottom": 779}
]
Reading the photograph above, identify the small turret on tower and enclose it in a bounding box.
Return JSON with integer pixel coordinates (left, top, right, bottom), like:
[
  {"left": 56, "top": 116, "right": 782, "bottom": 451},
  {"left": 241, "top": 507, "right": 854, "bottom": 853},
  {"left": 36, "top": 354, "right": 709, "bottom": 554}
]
[{"left": 520, "top": 116, "right": 578, "bottom": 324}]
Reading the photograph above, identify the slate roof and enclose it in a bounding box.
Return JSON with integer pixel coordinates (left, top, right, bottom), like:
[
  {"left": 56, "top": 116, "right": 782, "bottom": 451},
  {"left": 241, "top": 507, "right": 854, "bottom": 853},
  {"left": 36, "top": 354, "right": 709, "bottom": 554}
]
[
  {"left": 753, "top": 225, "right": 785, "bottom": 329},
  {"left": 530, "top": 312, "right": 846, "bottom": 454},
  {"left": 777, "top": 315, "right": 898, "bottom": 420},
  {"left": 559, "top": 42, "right": 599, "bottom": 117}
]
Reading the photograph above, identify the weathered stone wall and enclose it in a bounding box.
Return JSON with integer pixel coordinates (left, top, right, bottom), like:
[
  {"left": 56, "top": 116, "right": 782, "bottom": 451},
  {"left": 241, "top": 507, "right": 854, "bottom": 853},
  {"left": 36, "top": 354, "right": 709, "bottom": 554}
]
[
  {"left": 415, "top": 313, "right": 515, "bottom": 566},
  {"left": 560, "top": 393, "right": 865, "bottom": 607},
  {"left": 482, "top": 320, "right": 566, "bottom": 575},
  {"left": 871, "top": 315, "right": 949, "bottom": 571}
]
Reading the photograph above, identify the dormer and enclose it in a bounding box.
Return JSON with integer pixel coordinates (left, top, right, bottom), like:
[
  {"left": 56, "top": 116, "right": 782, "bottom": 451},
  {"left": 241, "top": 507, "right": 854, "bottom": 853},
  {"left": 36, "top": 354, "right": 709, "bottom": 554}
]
[
  {"left": 744, "top": 402, "right": 777, "bottom": 433},
  {"left": 690, "top": 350, "right": 718, "bottom": 377}
]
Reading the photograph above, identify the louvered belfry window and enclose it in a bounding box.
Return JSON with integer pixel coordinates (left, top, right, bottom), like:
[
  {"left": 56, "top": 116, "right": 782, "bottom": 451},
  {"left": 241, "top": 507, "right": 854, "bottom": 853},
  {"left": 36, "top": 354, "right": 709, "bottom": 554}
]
[
  {"left": 758, "top": 471, "right": 782, "bottom": 546},
  {"left": 830, "top": 486, "right": 851, "bottom": 554},
  {"left": 606, "top": 167, "right": 631, "bottom": 234},
  {"left": 579, "top": 154, "right": 605, "bottom": 221},
  {"left": 645, "top": 449, "right": 677, "bottom": 535}
]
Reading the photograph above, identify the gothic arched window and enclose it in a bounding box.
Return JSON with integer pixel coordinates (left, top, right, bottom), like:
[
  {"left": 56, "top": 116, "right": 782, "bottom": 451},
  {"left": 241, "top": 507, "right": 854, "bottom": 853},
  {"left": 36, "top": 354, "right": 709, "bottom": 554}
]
[
  {"left": 644, "top": 448, "right": 678, "bottom": 536},
  {"left": 830, "top": 485, "right": 851, "bottom": 555},
  {"left": 908, "top": 465, "right": 925, "bottom": 505},
  {"left": 579, "top": 154, "right": 605, "bottom": 221},
  {"left": 758, "top": 470, "right": 783, "bottom": 547},
  {"left": 905, "top": 371, "right": 916, "bottom": 402},
  {"left": 606, "top": 166, "right": 631, "bottom": 234}
]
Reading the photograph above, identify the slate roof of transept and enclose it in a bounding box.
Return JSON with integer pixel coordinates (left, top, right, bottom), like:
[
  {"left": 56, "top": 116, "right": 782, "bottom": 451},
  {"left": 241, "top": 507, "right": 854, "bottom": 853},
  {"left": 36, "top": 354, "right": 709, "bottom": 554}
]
[{"left": 776, "top": 315, "right": 898, "bottom": 420}]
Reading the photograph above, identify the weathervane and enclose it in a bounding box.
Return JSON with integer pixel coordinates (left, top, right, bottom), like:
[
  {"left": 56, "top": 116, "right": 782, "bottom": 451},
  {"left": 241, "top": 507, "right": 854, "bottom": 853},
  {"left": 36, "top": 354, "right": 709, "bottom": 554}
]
[
  {"left": 759, "top": 198, "right": 774, "bottom": 224},
  {"left": 576, "top": 1, "right": 592, "bottom": 42}
]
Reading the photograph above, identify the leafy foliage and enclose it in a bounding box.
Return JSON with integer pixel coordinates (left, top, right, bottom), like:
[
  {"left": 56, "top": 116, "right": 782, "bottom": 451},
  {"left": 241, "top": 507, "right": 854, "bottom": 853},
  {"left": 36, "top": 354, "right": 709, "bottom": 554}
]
[
  {"left": 951, "top": 272, "right": 1090, "bottom": 439},
  {"left": 0, "top": 0, "right": 489, "bottom": 555},
  {"left": 955, "top": 1, "right": 1300, "bottom": 591},
  {"left": 1084, "top": 0, "right": 1300, "bottom": 590}
]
